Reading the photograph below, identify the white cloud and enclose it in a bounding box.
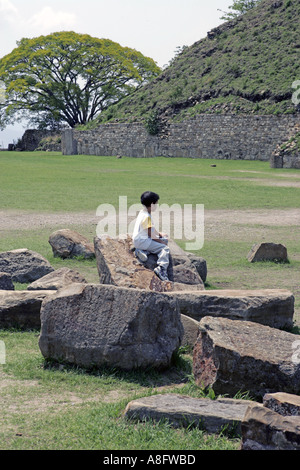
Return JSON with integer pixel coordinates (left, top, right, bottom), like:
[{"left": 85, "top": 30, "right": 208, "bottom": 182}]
[
  {"left": 0, "top": 0, "right": 18, "bottom": 21},
  {"left": 28, "top": 6, "right": 77, "bottom": 32}
]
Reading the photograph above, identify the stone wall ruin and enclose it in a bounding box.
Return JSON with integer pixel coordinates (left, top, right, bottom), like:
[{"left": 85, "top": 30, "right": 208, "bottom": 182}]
[{"left": 62, "top": 114, "right": 300, "bottom": 161}]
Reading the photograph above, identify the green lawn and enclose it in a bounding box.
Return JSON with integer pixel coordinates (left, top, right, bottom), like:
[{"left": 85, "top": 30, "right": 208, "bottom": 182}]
[
  {"left": 0, "top": 151, "right": 299, "bottom": 211},
  {"left": 0, "top": 151, "right": 299, "bottom": 451}
]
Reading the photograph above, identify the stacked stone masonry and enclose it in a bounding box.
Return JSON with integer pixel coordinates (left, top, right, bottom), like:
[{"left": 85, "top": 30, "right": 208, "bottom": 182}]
[{"left": 64, "top": 114, "right": 300, "bottom": 161}]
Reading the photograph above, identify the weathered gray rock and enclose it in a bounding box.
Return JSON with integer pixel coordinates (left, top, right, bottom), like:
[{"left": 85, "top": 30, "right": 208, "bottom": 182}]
[
  {"left": 0, "top": 290, "right": 54, "bottom": 329},
  {"left": 263, "top": 392, "right": 300, "bottom": 417},
  {"left": 241, "top": 403, "right": 300, "bottom": 450},
  {"left": 180, "top": 314, "right": 199, "bottom": 349},
  {"left": 193, "top": 316, "right": 300, "bottom": 398},
  {"left": 94, "top": 235, "right": 204, "bottom": 292},
  {"left": 186, "top": 253, "right": 207, "bottom": 283},
  {"left": 0, "top": 272, "right": 14, "bottom": 290},
  {"left": 49, "top": 229, "right": 95, "bottom": 259},
  {"left": 0, "top": 249, "right": 54, "bottom": 283},
  {"left": 39, "top": 283, "right": 183, "bottom": 370},
  {"left": 27, "top": 267, "right": 87, "bottom": 291},
  {"left": 247, "top": 242, "right": 288, "bottom": 263},
  {"left": 166, "top": 289, "right": 294, "bottom": 330},
  {"left": 124, "top": 393, "right": 252, "bottom": 435}
]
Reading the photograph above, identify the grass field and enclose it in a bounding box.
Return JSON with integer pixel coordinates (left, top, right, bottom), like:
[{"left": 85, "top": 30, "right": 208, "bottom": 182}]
[{"left": 0, "top": 151, "right": 299, "bottom": 451}]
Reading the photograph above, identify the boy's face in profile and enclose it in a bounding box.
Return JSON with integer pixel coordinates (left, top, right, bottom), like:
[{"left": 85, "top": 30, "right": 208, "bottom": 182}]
[{"left": 151, "top": 202, "right": 158, "bottom": 212}]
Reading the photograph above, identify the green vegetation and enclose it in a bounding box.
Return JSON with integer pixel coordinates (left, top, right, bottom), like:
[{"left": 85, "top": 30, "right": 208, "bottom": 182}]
[
  {"left": 0, "top": 31, "right": 160, "bottom": 130},
  {"left": 0, "top": 152, "right": 299, "bottom": 450},
  {"left": 87, "top": 0, "right": 300, "bottom": 127},
  {"left": 0, "top": 151, "right": 299, "bottom": 212},
  {"left": 219, "top": 0, "right": 262, "bottom": 20}
]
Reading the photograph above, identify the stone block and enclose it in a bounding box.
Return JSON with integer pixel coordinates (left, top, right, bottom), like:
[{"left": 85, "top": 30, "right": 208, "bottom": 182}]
[
  {"left": 247, "top": 242, "right": 288, "bottom": 263},
  {"left": 180, "top": 314, "right": 199, "bottom": 349},
  {"left": 49, "top": 229, "right": 95, "bottom": 259},
  {"left": 241, "top": 403, "right": 300, "bottom": 450},
  {"left": 0, "top": 272, "right": 14, "bottom": 290},
  {"left": 263, "top": 392, "right": 300, "bottom": 416},
  {"left": 0, "top": 249, "right": 54, "bottom": 283},
  {"left": 124, "top": 393, "right": 253, "bottom": 435},
  {"left": 39, "top": 283, "right": 183, "bottom": 370},
  {"left": 94, "top": 235, "right": 204, "bottom": 292},
  {"left": 27, "top": 267, "right": 87, "bottom": 291},
  {"left": 193, "top": 316, "right": 300, "bottom": 398},
  {"left": 166, "top": 289, "right": 294, "bottom": 330},
  {"left": 0, "top": 290, "right": 54, "bottom": 329}
]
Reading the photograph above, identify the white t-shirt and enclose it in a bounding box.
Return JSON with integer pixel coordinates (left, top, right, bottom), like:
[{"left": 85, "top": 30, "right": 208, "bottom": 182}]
[{"left": 132, "top": 209, "right": 153, "bottom": 249}]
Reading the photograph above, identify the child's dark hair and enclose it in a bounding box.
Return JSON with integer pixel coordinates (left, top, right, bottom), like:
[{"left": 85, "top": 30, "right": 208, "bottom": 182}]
[{"left": 141, "top": 191, "right": 159, "bottom": 207}]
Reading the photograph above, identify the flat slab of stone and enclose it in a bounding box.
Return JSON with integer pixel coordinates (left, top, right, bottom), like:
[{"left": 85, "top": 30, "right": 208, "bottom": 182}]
[
  {"left": 0, "top": 290, "right": 55, "bottom": 329},
  {"left": 49, "top": 229, "right": 95, "bottom": 259},
  {"left": 39, "top": 283, "right": 183, "bottom": 370},
  {"left": 27, "top": 267, "right": 87, "bottom": 291},
  {"left": 0, "top": 248, "right": 54, "bottom": 283},
  {"left": 166, "top": 289, "right": 294, "bottom": 330},
  {"left": 124, "top": 393, "right": 253, "bottom": 435},
  {"left": 94, "top": 235, "right": 204, "bottom": 292},
  {"left": 193, "top": 316, "right": 300, "bottom": 399},
  {"left": 247, "top": 242, "right": 288, "bottom": 263},
  {"left": 241, "top": 403, "right": 300, "bottom": 450}
]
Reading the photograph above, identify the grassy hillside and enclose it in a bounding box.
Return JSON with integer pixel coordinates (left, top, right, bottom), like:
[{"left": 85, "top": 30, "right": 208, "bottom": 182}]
[{"left": 88, "top": 0, "right": 300, "bottom": 128}]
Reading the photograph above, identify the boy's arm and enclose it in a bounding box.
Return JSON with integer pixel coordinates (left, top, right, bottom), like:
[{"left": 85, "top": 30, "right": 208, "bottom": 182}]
[{"left": 147, "top": 227, "right": 167, "bottom": 244}]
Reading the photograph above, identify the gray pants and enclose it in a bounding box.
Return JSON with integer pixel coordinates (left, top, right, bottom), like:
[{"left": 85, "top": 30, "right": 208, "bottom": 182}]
[
  {"left": 147, "top": 240, "right": 170, "bottom": 270},
  {"left": 145, "top": 239, "right": 170, "bottom": 270}
]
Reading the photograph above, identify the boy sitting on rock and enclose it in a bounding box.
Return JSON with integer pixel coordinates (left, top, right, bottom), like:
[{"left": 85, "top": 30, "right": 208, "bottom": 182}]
[{"left": 132, "top": 191, "right": 170, "bottom": 282}]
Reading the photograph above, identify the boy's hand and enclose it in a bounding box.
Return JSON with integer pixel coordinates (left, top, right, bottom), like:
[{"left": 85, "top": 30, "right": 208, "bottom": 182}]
[{"left": 159, "top": 232, "right": 168, "bottom": 239}]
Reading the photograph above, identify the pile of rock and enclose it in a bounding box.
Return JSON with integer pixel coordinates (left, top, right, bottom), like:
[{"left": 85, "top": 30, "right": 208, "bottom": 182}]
[{"left": 1, "top": 228, "right": 299, "bottom": 450}]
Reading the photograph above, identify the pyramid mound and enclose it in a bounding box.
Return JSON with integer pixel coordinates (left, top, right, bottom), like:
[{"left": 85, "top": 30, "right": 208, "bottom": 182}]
[{"left": 91, "top": 0, "right": 300, "bottom": 127}]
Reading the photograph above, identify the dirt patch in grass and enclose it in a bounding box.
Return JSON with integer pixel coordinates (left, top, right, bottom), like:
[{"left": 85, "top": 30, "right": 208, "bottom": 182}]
[{"left": 1, "top": 207, "right": 300, "bottom": 231}]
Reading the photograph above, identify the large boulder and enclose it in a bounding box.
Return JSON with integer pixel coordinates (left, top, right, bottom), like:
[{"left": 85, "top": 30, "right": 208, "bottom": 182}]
[
  {"left": 0, "top": 249, "right": 54, "bottom": 283},
  {"left": 27, "top": 267, "right": 87, "bottom": 291},
  {"left": 124, "top": 393, "right": 253, "bottom": 435},
  {"left": 247, "top": 242, "right": 288, "bottom": 263},
  {"left": 166, "top": 289, "right": 294, "bottom": 330},
  {"left": 49, "top": 229, "right": 95, "bottom": 259},
  {"left": 193, "top": 316, "right": 300, "bottom": 399},
  {"left": 0, "top": 290, "right": 54, "bottom": 329},
  {"left": 39, "top": 283, "right": 183, "bottom": 370},
  {"left": 94, "top": 235, "right": 204, "bottom": 292}
]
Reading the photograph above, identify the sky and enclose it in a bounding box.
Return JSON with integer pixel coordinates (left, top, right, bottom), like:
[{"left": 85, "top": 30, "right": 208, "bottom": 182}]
[{"left": 0, "top": 0, "right": 233, "bottom": 147}]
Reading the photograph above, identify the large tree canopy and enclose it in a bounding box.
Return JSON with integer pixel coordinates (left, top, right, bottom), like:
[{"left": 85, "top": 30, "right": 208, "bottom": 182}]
[{"left": 0, "top": 31, "right": 161, "bottom": 129}]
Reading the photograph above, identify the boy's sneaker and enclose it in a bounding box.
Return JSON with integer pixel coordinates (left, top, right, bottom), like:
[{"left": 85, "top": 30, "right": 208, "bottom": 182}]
[
  {"left": 135, "top": 249, "right": 148, "bottom": 263},
  {"left": 154, "top": 266, "right": 169, "bottom": 282}
]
